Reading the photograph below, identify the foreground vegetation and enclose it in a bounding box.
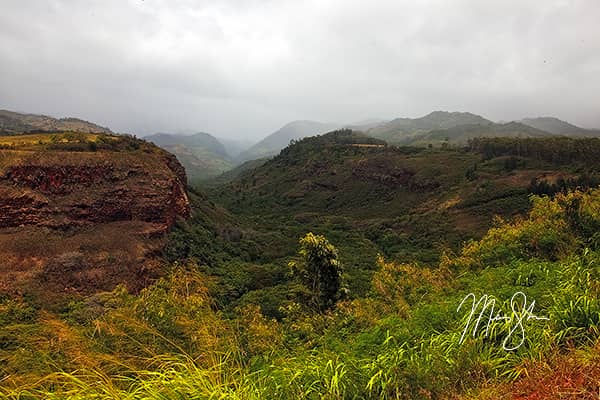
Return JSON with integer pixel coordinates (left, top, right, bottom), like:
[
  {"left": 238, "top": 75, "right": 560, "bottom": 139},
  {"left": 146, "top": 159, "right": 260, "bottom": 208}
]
[{"left": 1, "top": 186, "right": 600, "bottom": 398}]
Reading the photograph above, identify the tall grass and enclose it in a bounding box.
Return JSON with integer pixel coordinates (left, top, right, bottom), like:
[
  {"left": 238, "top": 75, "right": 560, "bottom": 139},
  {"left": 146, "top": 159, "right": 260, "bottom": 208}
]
[{"left": 3, "top": 190, "right": 600, "bottom": 398}]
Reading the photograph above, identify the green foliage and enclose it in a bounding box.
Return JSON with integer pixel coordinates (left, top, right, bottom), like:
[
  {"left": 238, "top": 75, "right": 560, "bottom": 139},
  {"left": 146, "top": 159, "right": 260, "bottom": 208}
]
[
  {"left": 450, "top": 194, "right": 578, "bottom": 270},
  {"left": 0, "top": 299, "right": 37, "bottom": 325},
  {"left": 563, "top": 189, "right": 600, "bottom": 249},
  {"left": 6, "top": 138, "right": 600, "bottom": 398},
  {"left": 551, "top": 249, "right": 600, "bottom": 344},
  {"left": 289, "top": 233, "right": 344, "bottom": 312},
  {"left": 470, "top": 136, "right": 600, "bottom": 166}
]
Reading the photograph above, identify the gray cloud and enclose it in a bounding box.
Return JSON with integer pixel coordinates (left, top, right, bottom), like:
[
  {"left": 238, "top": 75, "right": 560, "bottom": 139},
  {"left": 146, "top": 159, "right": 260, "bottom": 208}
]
[{"left": 1, "top": 0, "right": 599, "bottom": 139}]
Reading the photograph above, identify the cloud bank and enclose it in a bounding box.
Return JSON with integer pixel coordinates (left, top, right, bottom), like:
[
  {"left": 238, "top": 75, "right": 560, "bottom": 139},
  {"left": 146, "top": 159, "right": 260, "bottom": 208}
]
[{"left": 1, "top": 0, "right": 599, "bottom": 139}]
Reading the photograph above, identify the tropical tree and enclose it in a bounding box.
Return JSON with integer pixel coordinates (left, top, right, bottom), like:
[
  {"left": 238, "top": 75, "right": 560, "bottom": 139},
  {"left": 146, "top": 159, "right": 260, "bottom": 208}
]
[{"left": 289, "top": 232, "right": 343, "bottom": 311}]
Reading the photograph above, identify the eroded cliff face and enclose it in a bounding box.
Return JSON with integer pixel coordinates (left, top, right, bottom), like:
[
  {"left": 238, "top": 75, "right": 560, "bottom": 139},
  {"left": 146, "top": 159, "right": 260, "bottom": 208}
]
[
  {"left": 0, "top": 134, "right": 190, "bottom": 303},
  {"left": 0, "top": 156, "right": 189, "bottom": 230}
]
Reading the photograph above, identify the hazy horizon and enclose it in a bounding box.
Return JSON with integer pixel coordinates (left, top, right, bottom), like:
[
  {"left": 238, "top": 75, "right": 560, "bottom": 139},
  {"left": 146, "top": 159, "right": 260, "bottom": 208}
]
[{"left": 1, "top": 0, "right": 599, "bottom": 139}]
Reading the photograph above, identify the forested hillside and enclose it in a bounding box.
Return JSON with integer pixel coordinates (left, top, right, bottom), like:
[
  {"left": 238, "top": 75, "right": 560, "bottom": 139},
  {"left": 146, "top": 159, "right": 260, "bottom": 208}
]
[
  {"left": 2, "top": 132, "right": 600, "bottom": 399},
  {"left": 2, "top": 160, "right": 600, "bottom": 399}
]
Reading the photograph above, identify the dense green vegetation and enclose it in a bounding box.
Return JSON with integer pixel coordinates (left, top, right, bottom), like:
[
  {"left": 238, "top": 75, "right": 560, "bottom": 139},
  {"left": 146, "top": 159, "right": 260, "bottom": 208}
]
[
  {"left": 206, "top": 157, "right": 268, "bottom": 187},
  {"left": 2, "top": 134, "right": 600, "bottom": 398},
  {"left": 469, "top": 136, "right": 600, "bottom": 165},
  {"left": 1, "top": 186, "right": 600, "bottom": 398},
  {"left": 190, "top": 132, "right": 600, "bottom": 314},
  {"left": 408, "top": 121, "right": 549, "bottom": 147}
]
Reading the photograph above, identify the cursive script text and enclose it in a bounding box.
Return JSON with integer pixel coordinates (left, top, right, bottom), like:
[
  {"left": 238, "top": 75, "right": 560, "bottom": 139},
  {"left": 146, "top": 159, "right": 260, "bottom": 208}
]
[{"left": 457, "top": 291, "right": 549, "bottom": 351}]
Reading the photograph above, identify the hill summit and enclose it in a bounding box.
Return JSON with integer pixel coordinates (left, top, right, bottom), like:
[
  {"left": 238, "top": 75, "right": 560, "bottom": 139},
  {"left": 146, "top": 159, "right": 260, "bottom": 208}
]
[
  {"left": 367, "top": 111, "right": 492, "bottom": 142},
  {"left": 365, "top": 111, "right": 560, "bottom": 145},
  {"left": 0, "top": 109, "right": 112, "bottom": 135}
]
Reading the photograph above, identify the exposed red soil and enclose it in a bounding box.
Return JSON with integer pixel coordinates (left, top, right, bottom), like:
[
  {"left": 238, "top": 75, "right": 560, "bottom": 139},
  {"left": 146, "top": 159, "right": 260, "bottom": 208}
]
[{"left": 0, "top": 146, "right": 190, "bottom": 304}]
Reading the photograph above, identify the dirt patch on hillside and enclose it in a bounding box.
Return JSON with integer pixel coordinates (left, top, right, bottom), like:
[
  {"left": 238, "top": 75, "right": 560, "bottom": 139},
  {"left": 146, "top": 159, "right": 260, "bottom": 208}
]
[{"left": 0, "top": 222, "right": 166, "bottom": 305}]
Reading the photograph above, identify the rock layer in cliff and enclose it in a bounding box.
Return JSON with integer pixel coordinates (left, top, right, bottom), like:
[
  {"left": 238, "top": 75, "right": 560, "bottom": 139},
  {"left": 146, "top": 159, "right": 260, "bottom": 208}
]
[{"left": 0, "top": 132, "right": 190, "bottom": 304}]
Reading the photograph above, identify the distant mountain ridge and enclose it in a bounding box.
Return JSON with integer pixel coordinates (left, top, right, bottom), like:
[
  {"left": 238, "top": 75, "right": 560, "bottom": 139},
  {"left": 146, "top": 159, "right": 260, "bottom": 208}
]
[
  {"left": 144, "top": 112, "right": 600, "bottom": 170},
  {"left": 362, "top": 111, "right": 590, "bottom": 146},
  {"left": 520, "top": 117, "right": 600, "bottom": 137},
  {"left": 220, "top": 138, "right": 255, "bottom": 158},
  {"left": 367, "top": 111, "right": 492, "bottom": 143},
  {"left": 345, "top": 118, "right": 389, "bottom": 131},
  {"left": 406, "top": 121, "right": 552, "bottom": 146},
  {"left": 237, "top": 120, "right": 342, "bottom": 162},
  {"left": 230, "top": 112, "right": 564, "bottom": 164},
  {"left": 145, "top": 132, "right": 233, "bottom": 183},
  {"left": 0, "top": 109, "right": 112, "bottom": 135},
  {"left": 146, "top": 132, "right": 228, "bottom": 157}
]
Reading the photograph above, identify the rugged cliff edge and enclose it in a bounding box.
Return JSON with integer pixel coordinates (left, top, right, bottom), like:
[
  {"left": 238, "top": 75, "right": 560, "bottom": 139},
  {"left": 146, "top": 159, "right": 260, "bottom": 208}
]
[{"left": 0, "top": 132, "right": 190, "bottom": 303}]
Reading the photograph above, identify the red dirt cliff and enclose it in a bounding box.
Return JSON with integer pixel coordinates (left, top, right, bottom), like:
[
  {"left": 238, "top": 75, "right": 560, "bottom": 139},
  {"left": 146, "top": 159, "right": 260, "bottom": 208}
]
[{"left": 0, "top": 133, "right": 190, "bottom": 303}]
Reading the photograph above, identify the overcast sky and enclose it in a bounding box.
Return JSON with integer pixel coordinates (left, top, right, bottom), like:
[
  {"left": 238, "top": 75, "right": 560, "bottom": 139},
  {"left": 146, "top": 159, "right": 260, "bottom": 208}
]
[{"left": 1, "top": 0, "right": 599, "bottom": 140}]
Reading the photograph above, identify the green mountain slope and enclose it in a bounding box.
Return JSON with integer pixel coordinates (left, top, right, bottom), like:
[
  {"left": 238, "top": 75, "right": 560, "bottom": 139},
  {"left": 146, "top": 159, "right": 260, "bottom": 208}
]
[
  {"left": 237, "top": 120, "right": 341, "bottom": 162},
  {"left": 207, "top": 157, "right": 269, "bottom": 186},
  {"left": 205, "top": 131, "right": 600, "bottom": 307},
  {"left": 405, "top": 121, "right": 551, "bottom": 146},
  {"left": 521, "top": 116, "right": 600, "bottom": 137},
  {"left": 367, "top": 111, "right": 491, "bottom": 143},
  {"left": 145, "top": 132, "right": 233, "bottom": 182}
]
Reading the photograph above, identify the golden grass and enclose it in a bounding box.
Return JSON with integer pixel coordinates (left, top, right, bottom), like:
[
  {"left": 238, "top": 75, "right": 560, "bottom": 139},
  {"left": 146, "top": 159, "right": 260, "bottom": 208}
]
[{"left": 0, "top": 132, "right": 104, "bottom": 147}]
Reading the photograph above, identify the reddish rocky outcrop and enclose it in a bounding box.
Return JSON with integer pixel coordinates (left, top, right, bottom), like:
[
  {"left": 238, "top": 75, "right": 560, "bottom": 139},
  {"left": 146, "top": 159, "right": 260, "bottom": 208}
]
[
  {"left": 351, "top": 158, "right": 440, "bottom": 191},
  {"left": 0, "top": 151, "right": 189, "bottom": 231},
  {"left": 0, "top": 139, "right": 190, "bottom": 301}
]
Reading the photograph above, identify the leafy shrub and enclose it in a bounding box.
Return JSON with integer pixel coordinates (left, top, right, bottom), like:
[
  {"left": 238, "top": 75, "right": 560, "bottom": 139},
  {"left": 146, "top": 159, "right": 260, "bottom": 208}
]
[
  {"left": 372, "top": 256, "right": 448, "bottom": 313},
  {"left": 450, "top": 194, "right": 577, "bottom": 270}
]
